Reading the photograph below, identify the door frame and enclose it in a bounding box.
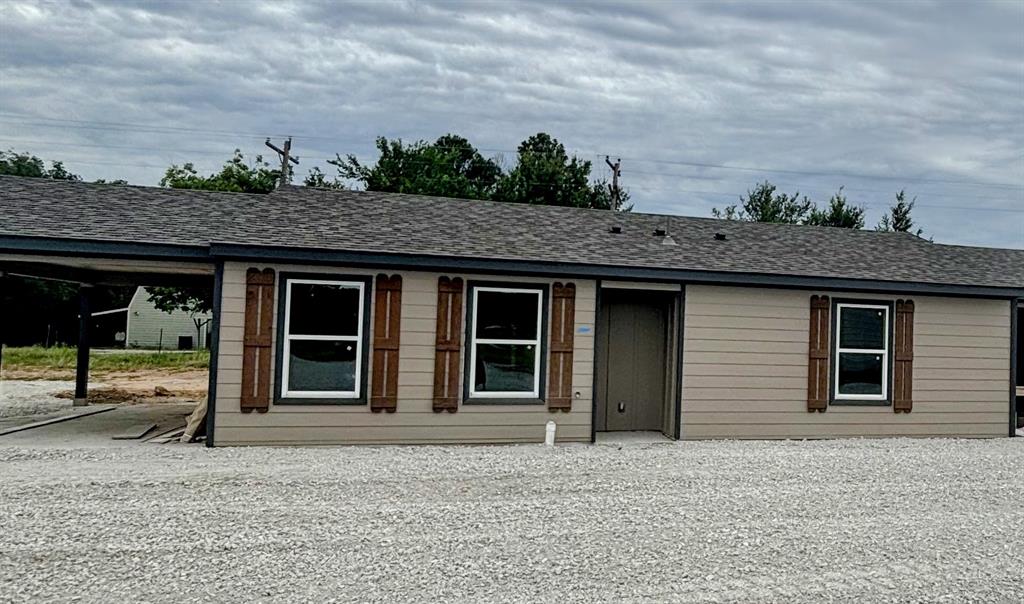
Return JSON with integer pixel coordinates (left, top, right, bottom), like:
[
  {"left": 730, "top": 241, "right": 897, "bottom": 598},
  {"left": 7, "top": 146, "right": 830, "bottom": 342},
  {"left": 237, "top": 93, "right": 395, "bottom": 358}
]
[{"left": 591, "top": 280, "right": 685, "bottom": 441}]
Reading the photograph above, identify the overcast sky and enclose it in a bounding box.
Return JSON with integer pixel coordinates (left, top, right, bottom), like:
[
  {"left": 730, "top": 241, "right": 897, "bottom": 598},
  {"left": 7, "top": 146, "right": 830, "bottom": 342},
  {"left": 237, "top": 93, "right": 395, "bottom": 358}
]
[{"left": 1, "top": 0, "right": 1021, "bottom": 248}]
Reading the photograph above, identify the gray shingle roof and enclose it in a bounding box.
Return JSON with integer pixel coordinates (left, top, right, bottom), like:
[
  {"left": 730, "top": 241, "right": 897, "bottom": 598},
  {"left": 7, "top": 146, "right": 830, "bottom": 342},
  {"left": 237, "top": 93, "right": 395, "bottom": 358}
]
[{"left": 1, "top": 175, "right": 1021, "bottom": 290}]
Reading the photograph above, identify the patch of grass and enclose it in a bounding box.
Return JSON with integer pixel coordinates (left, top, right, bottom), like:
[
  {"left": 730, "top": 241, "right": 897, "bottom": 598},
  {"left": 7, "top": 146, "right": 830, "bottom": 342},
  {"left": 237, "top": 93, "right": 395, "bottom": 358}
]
[{"left": 1, "top": 346, "right": 210, "bottom": 373}]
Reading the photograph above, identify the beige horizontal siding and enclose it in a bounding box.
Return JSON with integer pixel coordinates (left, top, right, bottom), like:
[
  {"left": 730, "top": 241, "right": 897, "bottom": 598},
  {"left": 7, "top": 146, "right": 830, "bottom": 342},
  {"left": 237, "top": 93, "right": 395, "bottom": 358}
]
[
  {"left": 214, "top": 262, "right": 595, "bottom": 446},
  {"left": 212, "top": 425, "right": 590, "bottom": 446},
  {"left": 679, "top": 423, "right": 1005, "bottom": 440},
  {"left": 681, "top": 285, "right": 1011, "bottom": 440}
]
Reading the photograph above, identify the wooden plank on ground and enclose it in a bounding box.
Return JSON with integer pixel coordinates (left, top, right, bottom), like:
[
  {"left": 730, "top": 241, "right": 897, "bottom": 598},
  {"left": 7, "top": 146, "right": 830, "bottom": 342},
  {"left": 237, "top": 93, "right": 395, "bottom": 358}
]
[
  {"left": 0, "top": 406, "right": 116, "bottom": 436},
  {"left": 111, "top": 423, "right": 157, "bottom": 440},
  {"left": 147, "top": 426, "right": 187, "bottom": 444},
  {"left": 142, "top": 424, "right": 187, "bottom": 443}
]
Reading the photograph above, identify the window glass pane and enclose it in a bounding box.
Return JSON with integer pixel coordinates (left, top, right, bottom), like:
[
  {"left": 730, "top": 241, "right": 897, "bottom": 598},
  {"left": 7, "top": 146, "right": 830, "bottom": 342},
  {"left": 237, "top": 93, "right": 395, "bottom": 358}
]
[
  {"left": 839, "top": 307, "right": 886, "bottom": 350},
  {"left": 475, "top": 290, "right": 540, "bottom": 340},
  {"left": 289, "top": 282, "right": 360, "bottom": 336},
  {"left": 838, "top": 352, "right": 883, "bottom": 396},
  {"left": 288, "top": 340, "right": 357, "bottom": 392},
  {"left": 474, "top": 344, "right": 536, "bottom": 393}
]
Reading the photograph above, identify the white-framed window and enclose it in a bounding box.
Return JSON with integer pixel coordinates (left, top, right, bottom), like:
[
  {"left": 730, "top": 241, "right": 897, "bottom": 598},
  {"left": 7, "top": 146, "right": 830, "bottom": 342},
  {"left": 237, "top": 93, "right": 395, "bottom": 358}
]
[
  {"left": 834, "top": 302, "right": 890, "bottom": 402},
  {"left": 280, "top": 278, "right": 366, "bottom": 399},
  {"left": 468, "top": 285, "right": 544, "bottom": 399}
]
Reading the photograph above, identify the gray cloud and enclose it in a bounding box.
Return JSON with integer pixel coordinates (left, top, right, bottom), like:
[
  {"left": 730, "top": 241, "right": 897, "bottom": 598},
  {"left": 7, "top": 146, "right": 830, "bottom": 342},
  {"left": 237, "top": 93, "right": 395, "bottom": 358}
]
[{"left": 0, "top": 0, "right": 1020, "bottom": 247}]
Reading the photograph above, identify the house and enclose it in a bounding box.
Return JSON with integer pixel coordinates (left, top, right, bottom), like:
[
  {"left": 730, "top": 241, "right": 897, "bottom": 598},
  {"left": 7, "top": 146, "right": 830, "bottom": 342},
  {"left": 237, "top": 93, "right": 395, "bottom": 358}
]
[
  {"left": 0, "top": 175, "right": 1021, "bottom": 446},
  {"left": 124, "top": 286, "right": 210, "bottom": 350},
  {"left": 91, "top": 287, "right": 211, "bottom": 349}
]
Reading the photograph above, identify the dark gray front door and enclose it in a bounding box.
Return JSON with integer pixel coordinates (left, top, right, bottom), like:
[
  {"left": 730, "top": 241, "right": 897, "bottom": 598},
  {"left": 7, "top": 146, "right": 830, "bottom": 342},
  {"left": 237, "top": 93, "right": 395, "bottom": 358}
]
[{"left": 598, "top": 292, "right": 668, "bottom": 432}]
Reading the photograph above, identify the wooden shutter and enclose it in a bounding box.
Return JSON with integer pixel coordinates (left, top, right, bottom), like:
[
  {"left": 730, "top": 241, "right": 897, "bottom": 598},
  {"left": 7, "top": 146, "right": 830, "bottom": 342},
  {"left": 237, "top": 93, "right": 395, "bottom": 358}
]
[
  {"left": 893, "top": 299, "right": 915, "bottom": 413},
  {"left": 807, "top": 295, "right": 830, "bottom": 412},
  {"left": 240, "top": 268, "right": 275, "bottom": 413},
  {"left": 371, "top": 274, "right": 402, "bottom": 413},
  {"left": 432, "top": 277, "right": 463, "bottom": 413},
  {"left": 548, "top": 282, "right": 576, "bottom": 412}
]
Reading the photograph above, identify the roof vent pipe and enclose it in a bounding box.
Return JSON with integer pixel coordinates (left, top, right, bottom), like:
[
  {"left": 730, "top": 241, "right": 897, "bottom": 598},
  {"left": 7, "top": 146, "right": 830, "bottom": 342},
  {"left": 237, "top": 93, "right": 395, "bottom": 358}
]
[
  {"left": 660, "top": 217, "right": 677, "bottom": 246},
  {"left": 714, "top": 232, "right": 728, "bottom": 241},
  {"left": 609, "top": 226, "right": 622, "bottom": 234}
]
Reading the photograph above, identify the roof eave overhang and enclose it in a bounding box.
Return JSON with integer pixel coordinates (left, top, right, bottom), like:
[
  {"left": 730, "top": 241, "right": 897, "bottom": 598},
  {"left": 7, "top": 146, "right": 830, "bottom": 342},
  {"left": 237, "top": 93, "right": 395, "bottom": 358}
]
[{"left": 1, "top": 236, "right": 1019, "bottom": 299}]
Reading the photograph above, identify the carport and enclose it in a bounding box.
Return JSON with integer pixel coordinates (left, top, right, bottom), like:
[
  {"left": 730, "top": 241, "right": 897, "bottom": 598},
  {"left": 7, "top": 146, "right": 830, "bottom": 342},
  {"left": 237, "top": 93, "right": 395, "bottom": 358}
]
[
  {"left": 0, "top": 244, "right": 219, "bottom": 441},
  {"left": 0, "top": 176, "right": 240, "bottom": 444}
]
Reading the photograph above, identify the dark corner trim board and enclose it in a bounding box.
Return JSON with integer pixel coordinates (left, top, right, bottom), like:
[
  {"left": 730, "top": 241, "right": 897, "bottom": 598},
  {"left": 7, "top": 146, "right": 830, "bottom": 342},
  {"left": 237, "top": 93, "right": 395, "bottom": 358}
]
[
  {"left": 674, "top": 287, "right": 685, "bottom": 440},
  {"left": 590, "top": 281, "right": 602, "bottom": 444},
  {"left": 272, "top": 272, "right": 373, "bottom": 406},
  {"left": 1010, "top": 298, "right": 1018, "bottom": 437},
  {"left": 207, "top": 242, "right": 1024, "bottom": 300},
  {"left": 205, "top": 260, "right": 224, "bottom": 448},
  {"left": 461, "top": 280, "right": 550, "bottom": 406}
]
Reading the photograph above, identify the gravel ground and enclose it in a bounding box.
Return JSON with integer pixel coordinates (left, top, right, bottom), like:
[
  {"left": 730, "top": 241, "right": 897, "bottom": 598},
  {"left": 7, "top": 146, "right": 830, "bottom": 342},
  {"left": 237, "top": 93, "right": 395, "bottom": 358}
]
[
  {"left": 0, "top": 380, "right": 81, "bottom": 418},
  {"left": 1, "top": 437, "right": 1022, "bottom": 603}
]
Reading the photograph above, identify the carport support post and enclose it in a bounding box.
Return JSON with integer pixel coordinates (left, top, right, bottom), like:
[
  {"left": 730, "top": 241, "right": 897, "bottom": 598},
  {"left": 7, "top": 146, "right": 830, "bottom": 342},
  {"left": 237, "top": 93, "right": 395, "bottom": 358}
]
[
  {"left": 0, "top": 271, "right": 6, "bottom": 371},
  {"left": 74, "top": 284, "right": 93, "bottom": 406}
]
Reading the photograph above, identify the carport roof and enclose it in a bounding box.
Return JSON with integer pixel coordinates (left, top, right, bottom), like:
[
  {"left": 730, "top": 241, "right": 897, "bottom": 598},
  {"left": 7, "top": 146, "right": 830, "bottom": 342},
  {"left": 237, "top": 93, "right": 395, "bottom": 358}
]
[{"left": 1, "top": 175, "right": 1021, "bottom": 295}]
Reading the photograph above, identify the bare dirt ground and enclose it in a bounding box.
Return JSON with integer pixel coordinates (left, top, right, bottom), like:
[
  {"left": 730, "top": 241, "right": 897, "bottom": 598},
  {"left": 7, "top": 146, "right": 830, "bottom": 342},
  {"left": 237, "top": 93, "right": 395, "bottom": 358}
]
[
  {"left": 0, "top": 370, "right": 206, "bottom": 429},
  {"left": 2, "top": 368, "right": 207, "bottom": 406}
]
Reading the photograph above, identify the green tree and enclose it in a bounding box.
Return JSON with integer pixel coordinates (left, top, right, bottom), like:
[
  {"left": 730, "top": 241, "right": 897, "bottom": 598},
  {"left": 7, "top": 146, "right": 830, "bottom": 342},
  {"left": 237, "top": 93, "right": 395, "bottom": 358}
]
[
  {"left": 0, "top": 150, "right": 81, "bottom": 180},
  {"left": 805, "top": 187, "right": 866, "bottom": 229},
  {"left": 494, "top": 133, "right": 624, "bottom": 209},
  {"left": 876, "top": 190, "right": 923, "bottom": 237},
  {"left": 160, "top": 150, "right": 279, "bottom": 193},
  {"left": 146, "top": 286, "right": 213, "bottom": 315},
  {"left": 303, "top": 166, "right": 346, "bottom": 189},
  {"left": 712, "top": 181, "right": 813, "bottom": 224},
  {"left": 146, "top": 286, "right": 213, "bottom": 346},
  {"left": 329, "top": 134, "right": 501, "bottom": 199}
]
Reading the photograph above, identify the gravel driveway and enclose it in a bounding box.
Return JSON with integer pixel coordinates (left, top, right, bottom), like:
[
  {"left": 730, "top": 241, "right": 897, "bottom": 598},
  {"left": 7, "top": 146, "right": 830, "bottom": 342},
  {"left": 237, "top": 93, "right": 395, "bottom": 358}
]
[
  {"left": 1, "top": 437, "right": 1022, "bottom": 603},
  {"left": 0, "top": 380, "right": 79, "bottom": 418}
]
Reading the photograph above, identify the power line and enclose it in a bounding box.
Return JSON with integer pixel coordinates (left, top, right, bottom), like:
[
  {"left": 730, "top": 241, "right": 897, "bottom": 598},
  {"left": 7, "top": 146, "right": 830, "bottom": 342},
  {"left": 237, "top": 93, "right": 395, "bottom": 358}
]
[
  {"left": 622, "top": 185, "right": 1024, "bottom": 214},
  {"left": 2, "top": 112, "right": 1022, "bottom": 190},
  {"left": 0, "top": 137, "right": 255, "bottom": 157},
  {"left": 598, "top": 154, "right": 1024, "bottom": 190},
  {"left": 621, "top": 166, "right": 1022, "bottom": 203},
  {"left": 0, "top": 114, "right": 282, "bottom": 141}
]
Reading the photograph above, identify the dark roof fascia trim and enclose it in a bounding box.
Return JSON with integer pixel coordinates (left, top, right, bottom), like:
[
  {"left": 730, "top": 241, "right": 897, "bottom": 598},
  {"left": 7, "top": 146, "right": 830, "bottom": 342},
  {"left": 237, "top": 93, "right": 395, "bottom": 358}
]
[
  {"left": 0, "top": 235, "right": 211, "bottom": 262},
  {"left": 209, "top": 243, "right": 1024, "bottom": 300}
]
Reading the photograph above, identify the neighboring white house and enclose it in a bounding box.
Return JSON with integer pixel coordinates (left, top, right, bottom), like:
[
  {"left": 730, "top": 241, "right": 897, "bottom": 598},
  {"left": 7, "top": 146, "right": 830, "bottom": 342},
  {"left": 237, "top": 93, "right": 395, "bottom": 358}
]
[
  {"left": 93, "top": 287, "right": 211, "bottom": 350},
  {"left": 126, "top": 287, "right": 210, "bottom": 350}
]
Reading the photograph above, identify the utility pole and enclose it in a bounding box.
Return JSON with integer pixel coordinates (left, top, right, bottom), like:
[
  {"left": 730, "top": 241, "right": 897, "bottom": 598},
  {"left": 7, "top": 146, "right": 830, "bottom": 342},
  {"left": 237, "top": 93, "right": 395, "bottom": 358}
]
[
  {"left": 265, "top": 137, "right": 300, "bottom": 188},
  {"left": 605, "top": 156, "right": 622, "bottom": 211}
]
